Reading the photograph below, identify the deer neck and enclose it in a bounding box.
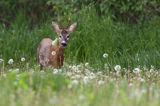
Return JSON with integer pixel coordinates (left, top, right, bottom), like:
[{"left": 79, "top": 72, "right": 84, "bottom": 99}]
[{"left": 52, "top": 38, "right": 64, "bottom": 52}]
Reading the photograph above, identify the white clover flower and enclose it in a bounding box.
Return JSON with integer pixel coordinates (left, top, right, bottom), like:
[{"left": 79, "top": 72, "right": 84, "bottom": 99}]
[
  {"left": 8, "top": 59, "right": 14, "bottom": 65},
  {"left": 0, "top": 59, "right": 4, "bottom": 63},
  {"left": 103, "top": 53, "right": 108, "bottom": 58},
  {"left": 98, "top": 80, "right": 105, "bottom": 85},
  {"left": 114, "top": 65, "right": 121, "bottom": 71},
  {"left": 133, "top": 68, "right": 141, "bottom": 74},
  {"left": 83, "top": 76, "right": 90, "bottom": 84},
  {"left": 21, "top": 57, "right": 25, "bottom": 62},
  {"left": 85, "top": 62, "right": 89, "bottom": 67}
]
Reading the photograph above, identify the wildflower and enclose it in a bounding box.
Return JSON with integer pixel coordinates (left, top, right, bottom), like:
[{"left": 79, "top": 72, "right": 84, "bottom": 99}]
[
  {"left": 13, "top": 68, "right": 20, "bottom": 73},
  {"left": 85, "top": 62, "right": 89, "bottom": 67},
  {"left": 149, "top": 68, "right": 154, "bottom": 73},
  {"left": 104, "top": 63, "right": 109, "bottom": 69},
  {"left": 128, "top": 83, "right": 133, "bottom": 87},
  {"left": 67, "top": 72, "right": 72, "bottom": 76},
  {"left": 0, "top": 59, "right": 4, "bottom": 63},
  {"left": 78, "top": 94, "right": 86, "bottom": 101},
  {"left": 83, "top": 76, "right": 90, "bottom": 84},
  {"left": 58, "top": 69, "right": 62, "bottom": 73},
  {"left": 141, "top": 89, "right": 147, "bottom": 94},
  {"left": 2, "top": 74, "right": 6, "bottom": 78},
  {"left": 133, "top": 68, "right": 141, "bottom": 74},
  {"left": 89, "top": 72, "right": 96, "bottom": 79},
  {"left": 114, "top": 65, "right": 121, "bottom": 71},
  {"left": 53, "top": 69, "right": 59, "bottom": 74},
  {"left": 72, "top": 65, "right": 77, "bottom": 71},
  {"left": 40, "top": 70, "right": 45, "bottom": 74},
  {"left": 103, "top": 53, "right": 108, "bottom": 58},
  {"left": 68, "top": 80, "right": 79, "bottom": 89},
  {"left": 139, "top": 78, "right": 145, "bottom": 83},
  {"left": 98, "top": 80, "right": 105, "bottom": 85},
  {"left": 69, "top": 65, "right": 72, "bottom": 69},
  {"left": 21, "top": 57, "right": 25, "bottom": 62},
  {"left": 116, "top": 70, "right": 121, "bottom": 76},
  {"left": 77, "top": 64, "right": 81, "bottom": 69},
  {"left": 16, "top": 74, "right": 20, "bottom": 80},
  {"left": 71, "top": 80, "right": 79, "bottom": 85},
  {"left": 75, "top": 74, "right": 81, "bottom": 79},
  {"left": 97, "top": 71, "right": 102, "bottom": 75},
  {"left": 8, "top": 59, "right": 14, "bottom": 65}
]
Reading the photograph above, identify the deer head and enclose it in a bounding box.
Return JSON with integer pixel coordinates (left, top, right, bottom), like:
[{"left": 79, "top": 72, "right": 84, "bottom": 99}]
[{"left": 52, "top": 21, "right": 77, "bottom": 48}]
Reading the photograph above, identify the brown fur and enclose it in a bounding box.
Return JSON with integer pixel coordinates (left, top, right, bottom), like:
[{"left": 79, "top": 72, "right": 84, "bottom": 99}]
[
  {"left": 37, "top": 38, "right": 64, "bottom": 69},
  {"left": 37, "top": 21, "right": 77, "bottom": 69}
]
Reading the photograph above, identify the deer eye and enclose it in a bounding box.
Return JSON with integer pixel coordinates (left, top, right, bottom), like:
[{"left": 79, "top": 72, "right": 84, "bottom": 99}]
[
  {"left": 67, "top": 35, "right": 69, "bottom": 38},
  {"left": 59, "top": 35, "right": 62, "bottom": 38}
]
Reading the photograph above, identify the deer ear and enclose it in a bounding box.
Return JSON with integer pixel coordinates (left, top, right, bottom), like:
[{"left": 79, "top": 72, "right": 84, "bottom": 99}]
[
  {"left": 68, "top": 22, "right": 77, "bottom": 33},
  {"left": 52, "top": 21, "right": 61, "bottom": 33}
]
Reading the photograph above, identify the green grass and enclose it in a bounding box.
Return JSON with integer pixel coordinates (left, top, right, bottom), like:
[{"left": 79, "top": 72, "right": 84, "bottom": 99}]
[
  {"left": 0, "top": 64, "right": 160, "bottom": 106},
  {"left": 0, "top": 6, "right": 160, "bottom": 106},
  {"left": 0, "top": 7, "right": 160, "bottom": 68}
]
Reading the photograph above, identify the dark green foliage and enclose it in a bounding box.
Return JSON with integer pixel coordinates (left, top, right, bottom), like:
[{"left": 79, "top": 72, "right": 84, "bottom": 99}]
[{"left": 0, "top": 0, "right": 160, "bottom": 26}]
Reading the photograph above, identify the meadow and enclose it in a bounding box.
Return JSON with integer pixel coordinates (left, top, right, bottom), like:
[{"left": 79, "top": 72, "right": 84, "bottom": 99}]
[{"left": 0, "top": 5, "right": 160, "bottom": 106}]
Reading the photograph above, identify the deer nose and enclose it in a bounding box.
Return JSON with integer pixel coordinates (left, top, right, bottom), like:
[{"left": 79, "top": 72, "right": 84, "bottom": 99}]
[{"left": 61, "top": 42, "right": 67, "bottom": 47}]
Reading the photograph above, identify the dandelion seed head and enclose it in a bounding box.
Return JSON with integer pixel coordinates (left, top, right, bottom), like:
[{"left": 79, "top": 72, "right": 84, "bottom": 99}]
[
  {"left": 68, "top": 80, "right": 79, "bottom": 88},
  {"left": 71, "top": 80, "right": 79, "bottom": 85},
  {"left": 129, "top": 83, "right": 133, "bottom": 87},
  {"left": 83, "top": 76, "right": 90, "bottom": 84},
  {"left": 2, "top": 74, "right": 6, "bottom": 78},
  {"left": 98, "top": 80, "right": 105, "bottom": 85},
  {"left": 78, "top": 94, "right": 86, "bottom": 101},
  {"left": 114, "top": 65, "right": 121, "bottom": 71},
  {"left": 53, "top": 69, "right": 59, "bottom": 74},
  {"left": 8, "top": 59, "right": 14, "bottom": 65},
  {"left": 133, "top": 68, "right": 141, "bottom": 74},
  {"left": 0, "top": 59, "right": 4, "bottom": 63},
  {"left": 85, "top": 62, "right": 89, "bottom": 67},
  {"left": 139, "top": 78, "right": 145, "bottom": 83},
  {"left": 103, "top": 53, "right": 108, "bottom": 58},
  {"left": 21, "top": 57, "right": 25, "bottom": 62}
]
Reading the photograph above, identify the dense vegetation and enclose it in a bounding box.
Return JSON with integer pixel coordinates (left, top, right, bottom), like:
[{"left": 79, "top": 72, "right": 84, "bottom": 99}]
[
  {"left": 0, "top": 1, "right": 160, "bottom": 106},
  {"left": 0, "top": 3, "right": 160, "bottom": 68}
]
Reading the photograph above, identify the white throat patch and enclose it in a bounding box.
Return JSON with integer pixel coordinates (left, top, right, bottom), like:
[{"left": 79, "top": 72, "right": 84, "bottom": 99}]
[{"left": 52, "top": 38, "right": 59, "bottom": 46}]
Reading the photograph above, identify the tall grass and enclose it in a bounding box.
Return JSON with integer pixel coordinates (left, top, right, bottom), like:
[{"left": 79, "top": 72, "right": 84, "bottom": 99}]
[{"left": 0, "top": 7, "right": 160, "bottom": 69}]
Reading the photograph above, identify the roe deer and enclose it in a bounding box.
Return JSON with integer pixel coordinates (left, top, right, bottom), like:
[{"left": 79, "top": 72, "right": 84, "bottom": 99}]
[{"left": 37, "top": 21, "right": 77, "bottom": 69}]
